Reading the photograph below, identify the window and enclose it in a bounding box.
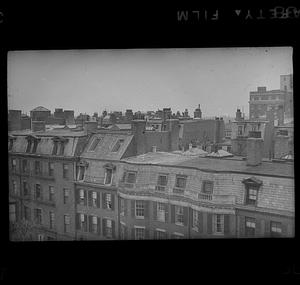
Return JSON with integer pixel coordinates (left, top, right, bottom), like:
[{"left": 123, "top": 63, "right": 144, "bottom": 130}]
[
  {"left": 37, "top": 234, "right": 44, "bottom": 241},
  {"left": 172, "top": 232, "right": 184, "bottom": 239},
  {"left": 135, "top": 227, "right": 145, "bottom": 240},
  {"left": 157, "top": 203, "right": 166, "bottom": 222},
  {"left": 175, "top": 206, "right": 184, "bottom": 225},
  {"left": 79, "top": 213, "right": 87, "bottom": 231},
  {"left": 106, "top": 193, "right": 112, "bottom": 210},
  {"left": 24, "top": 206, "right": 31, "bottom": 221},
  {"left": 135, "top": 200, "right": 145, "bottom": 219},
  {"left": 32, "top": 140, "right": 38, "bottom": 154},
  {"left": 52, "top": 141, "right": 58, "bottom": 155},
  {"left": 202, "top": 181, "right": 213, "bottom": 194},
  {"left": 12, "top": 159, "right": 17, "bottom": 172},
  {"left": 79, "top": 189, "right": 85, "bottom": 205},
  {"left": 104, "top": 168, "right": 113, "bottom": 185},
  {"left": 23, "top": 181, "right": 29, "bottom": 196},
  {"left": 155, "top": 229, "right": 166, "bottom": 240},
  {"left": 91, "top": 216, "right": 98, "bottom": 234},
  {"left": 34, "top": 209, "right": 42, "bottom": 225},
  {"left": 49, "top": 186, "right": 54, "bottom": 202},
  {"left": 77, "top": 165, "right": 85, "bottom": 181},
  {"left": 106, "top": 219, "right": 113, "bottom": 238},
  {"left": 120, "top": 198, "right": 125, "bottom": 216},
  {"left": 111, "top": 139, "right": 124, "bottom": 152},
  {"left": 245, "top": 217, "right": 256, "bottom": 237},
  {"left": 8, "top": 138, "right": 14, "bottom": 151},
  {"left": 35, "top": 184, "right": 42, "bottom": 200},
  {"left": 246, "top": 187, "right": 258, "bottom": 205},
  {"left": 92, "top": 191, "right": 97, "bottom": 207},
  {"left": 89, "top": 137, "right": 101, "bottom": 151},
  {"left": 63, "top": 164, "right": 69, "bottom": 179},
  {"left": 238, "top": 126, "right": 243, "bottom": 136},
  {"left": 63, "top": 188, "right": 69, "bottom": 204},
  {"left": 64, "top": 215, "right": 70, "bottom": 232},
  {"left": 214, "top": 214, "right": 224, "bottom": 234},
  {"left": 22, "top": 160, "right": 28, "bottom": 173},
  {"left": 175, "top": 175, "right": 186, "bottom": 189},
  {"left": 122, "top": 171, "right": 136, "bottom": 187},
  {"left": 192, "top": 210, "right": 199, "bottom": 230},
  {"left": 156, "top": 175, "right": 168, "bottom": 191},
  {"left": 120, "top": 224, "right": 127, "bottom": 240},
  {"left": 26, "top": 140, "right": 32, "bottom": 153},
  {"left": 49, "top": 212, "right": 55, "bottom": 229},
  {"left": 35, "top": 161, "right": 41, "bottom": 175},
  {"left": 12, "top": 180, "right": 17, "bottom": 195},
  {"left": 48, "top": 162, "right": 54, "bottom": 176},
  {"left": 270, "top": 221, "right": 282, "bottom": 237},
  {"left": 59, "top": 143, "right": 65, "bottom": 156},
  {"left": 9, "top": 203, "right": 16, "bottom": 222}
]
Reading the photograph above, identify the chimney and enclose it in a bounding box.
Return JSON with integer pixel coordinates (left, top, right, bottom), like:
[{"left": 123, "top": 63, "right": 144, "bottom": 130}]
[
  {"left": 246, "top": 137, "right": 263, "bottom": 166},
  {"left": 131, "top": 120, "right": 147, "bottom": 155},
  {"left": 189, "top": 143, "right": 192, "bottom": 150},
  {"left": 166, "top": 119, "right": 180, "bottom": 151},
  {"left": 235, "top": 109, "right": 242, "bottom": 121},
  {"left": 84, "top": 121, "right": 98, "bottom": 134},
  {"left": 152, "top": 145, "right": 157, "bottom": 153},
  {"left": 31, "top": 121, "right": 46, "bottom": 132},
  {"left": 257, "top": 87, "right": 267, "bottom": 92}
]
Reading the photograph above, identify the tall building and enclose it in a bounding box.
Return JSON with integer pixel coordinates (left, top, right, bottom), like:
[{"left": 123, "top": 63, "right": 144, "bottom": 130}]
[
  {"left": 9, "top": 125, "right": 89, "bottom": 241},
  {"left": 194, "top": 104, "right": 202, "bottom": 119},
  {"left": 249, "top": 74, "right": 293, "bottom": 123}
]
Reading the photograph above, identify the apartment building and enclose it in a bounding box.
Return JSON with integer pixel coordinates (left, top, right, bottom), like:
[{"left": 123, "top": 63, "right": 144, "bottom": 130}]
[
  {"left": 8, "top": 126, "right": 89, "bottom": 241},
  {"left": 117, "top": 138, "right": 294, "bottom": 239}
]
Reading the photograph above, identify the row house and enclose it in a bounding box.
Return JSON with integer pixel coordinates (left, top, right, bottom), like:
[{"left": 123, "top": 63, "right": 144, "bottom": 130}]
[
  {"left": 117, "top": 138, "right": 294, "bottom": 239},
  {"left": 8, "top": 127, "right": 88, "bottom": 241}
]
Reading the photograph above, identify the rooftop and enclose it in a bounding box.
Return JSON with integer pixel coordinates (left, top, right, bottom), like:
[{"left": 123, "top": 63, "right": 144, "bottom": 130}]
[
  {"left": 122, "top": 151, "right": 294, "bottom": 178},
  {"left": 30, "top": 106, "right": 51, "bottom": 112}
]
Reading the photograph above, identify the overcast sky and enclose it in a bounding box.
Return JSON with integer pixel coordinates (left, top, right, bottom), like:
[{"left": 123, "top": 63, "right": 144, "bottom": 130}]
[{"left": 7, "top": 47, "right": 293, "bottom": 117}]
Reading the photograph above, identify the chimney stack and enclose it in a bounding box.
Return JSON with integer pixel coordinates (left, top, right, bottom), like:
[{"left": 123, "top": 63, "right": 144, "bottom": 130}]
[
  {"left": 166, "top": 119, "right": 180, "bottom": 151},
  {"left": 31, "top": 121, "right": 46, "bottom": 132},
  {"left": 246, "top": 137, "right": 263, "bottom": 166},
  {"left": 235, "top": 109, "right": 242, "bottom": 121},
  {"left": 152, "top": 146, "right": 157, "bottom": 153},
  {"left": 84, "top": 121, "right": 98, "bottom": 134}
]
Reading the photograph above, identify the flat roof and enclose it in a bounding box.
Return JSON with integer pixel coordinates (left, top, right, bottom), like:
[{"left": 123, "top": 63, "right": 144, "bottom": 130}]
[{"left": 122, "top": 152, "right": 294, "bottom": 178}]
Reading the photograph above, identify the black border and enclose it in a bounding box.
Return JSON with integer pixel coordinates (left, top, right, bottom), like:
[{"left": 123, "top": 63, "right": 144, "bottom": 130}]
[{"left": 1, "top": 2, "right": 299, "bottom": 282}]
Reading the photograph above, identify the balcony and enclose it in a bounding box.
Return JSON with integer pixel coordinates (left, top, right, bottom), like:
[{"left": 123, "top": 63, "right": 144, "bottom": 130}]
[
  {"left": 172, "top": 187, "right": 185, "bottom": 195},
  {"left": 198, "top": 193, "right": 212, "bottom": 201},
  {"left": 118, "top": 181, "right": 135, "bottom": 189},
  {"left": 248, "top": 131, "right": 262, "bottom": 138}
]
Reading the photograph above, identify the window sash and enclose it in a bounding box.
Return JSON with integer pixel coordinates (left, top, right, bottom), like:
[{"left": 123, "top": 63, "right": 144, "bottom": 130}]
[
  {"left": 157, "top": 175, "right": 167, "bottom": 186},
  {"left": 126, "top": 172, "right": 136, "bottom": 184},
  {"left": 135, "top": 201, "right": 145, "bottom": 217},
  {"left": 175, "top": 177, "right": 186, "bottom": 189}
]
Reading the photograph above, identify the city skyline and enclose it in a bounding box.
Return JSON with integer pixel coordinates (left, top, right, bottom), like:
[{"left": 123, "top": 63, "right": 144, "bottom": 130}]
[{"left": 7, "top": 47, "right": 292, "bottom": 117}]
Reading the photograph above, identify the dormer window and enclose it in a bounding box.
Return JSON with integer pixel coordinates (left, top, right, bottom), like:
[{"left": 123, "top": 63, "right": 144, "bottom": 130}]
[
  {"left": 202, "top": 180, "right": 213, "bottom": 194},
  {"left": 52, "top": 141, "right": 58, "bottom": 155},
  {"left": 121, "top": 171, "right": 137, "bottom": 188},
  {"left": 52, "top": 137, "right": 68, "bottom": 156},
  {"left": 25, "top": 136, "right": 41, "bottom": 153},
  {"left": 242, "top": 177, "right": 262, "bottom": 206},
  {"left": 156, "top": 174, "right": 168, "bottom": 191},
  {"left": 104, "top": 168, "right": 113, "bottom": 185},
  {"left": 111, "top": 139, "right": 124, "bottom": 152},
  {"left": 89, "top": 137, "right": 101, "bottom": 151},
  {"left": 173, "top": 175, "right": 187, "bottom": 194}
]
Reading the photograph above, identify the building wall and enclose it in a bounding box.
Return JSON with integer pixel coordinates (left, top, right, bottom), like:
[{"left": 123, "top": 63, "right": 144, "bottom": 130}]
[
  {"left": 8, "top": 155, "right": 77, "bottom": 241},
  {"left": 30, "top": 110, "right": 51, "bottom": 121}
]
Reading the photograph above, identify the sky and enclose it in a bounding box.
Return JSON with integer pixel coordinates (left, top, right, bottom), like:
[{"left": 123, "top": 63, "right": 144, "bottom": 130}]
[{"left": 7, "top": 47, "right": 293, "bottom": 117}]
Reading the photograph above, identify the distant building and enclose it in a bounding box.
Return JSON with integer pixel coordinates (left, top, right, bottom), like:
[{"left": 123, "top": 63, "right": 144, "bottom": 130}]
[
  {"left": 30, "top": 106, "right": 51, "bottom": 121},
  {"left": 194, "top": 104, "right": 202, "bottom": 119},
  {"left": 249, "top": 74, "right": 293, "bottom": 123},
  {"left": 8, "top": 110, "right": 32, "bottom": 131},
  {"left": 231, "top": 109, "right": 274, "bottom": 158},
  {"left": 274, "top": 121, "right": 294, "bottom": 159}
]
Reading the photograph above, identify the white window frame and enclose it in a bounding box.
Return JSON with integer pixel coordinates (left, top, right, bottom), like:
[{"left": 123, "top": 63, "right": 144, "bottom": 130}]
[
  {"left": 77, "top": 165, "right": 86, "bottom": 181},
  {"left": 175, "top": 205, "right": 184, "bottom": 226},
  {"left": 106, "top": 219, "right": 113, "bottom": 238},
  {"left": 157, "top": 203, "right": 165, "bottom": 222},
  {"left": 134, "top": 226, "right": 145, "bottom": 240},
  {"left": 106, "top": 193, "right": 112, "bottom": 210},
  {"left": 192, "top": 210, "right": 199, "bottom": 231},
  {"left": 104, "top": 168, "right": 113, "bottom": 185},
  {"left": 79, "top": 189, "right": 85, "bottom": 205},
  {"left": 271, "top": 222, "right": 282, "bottom": 234},
  {"left": 38, "top": 234, "right": 44, "bottom": 241},
  {"left": 214, "top": 214, "right": 224, "bottom": 235},
  {"left": 173, "top": 232, "right": 184, "bottom": 239},
  {"left": 155, "top": 228, "right": 166, "bottom": 240},
  {"left": 92, "top": 191, "right": 97, "bottom": 207},
  {"left": 135, "top": 200, "right": 145, "bottom": 219},
  {"left": 120, "top": 198, "right": 125, "bottom": 216}
]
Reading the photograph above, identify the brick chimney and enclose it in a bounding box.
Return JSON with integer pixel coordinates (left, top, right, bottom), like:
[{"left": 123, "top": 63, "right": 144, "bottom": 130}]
[
  {"left": 246, "top": 137, "right": 263, "bottom": 166},
  {"left": 31, "top": 121, "right": 46, "bottom": 132},
  {"left": 84, "top": 121, "right": 98, "bottom": 133},
  {"left": 166, "top": 119, "right": 180, "bottom": 151},
  {"left": 131, "top": 120, "right": 147, "bottom": 155},
  {"left": 235, "top": 109, "right": 242, "bottom": 121}
]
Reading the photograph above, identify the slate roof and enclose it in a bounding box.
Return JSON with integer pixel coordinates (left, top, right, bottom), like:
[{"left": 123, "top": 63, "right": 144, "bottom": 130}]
[{"left": 80, "top": 133, "right": 134, "bottom": 160}]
